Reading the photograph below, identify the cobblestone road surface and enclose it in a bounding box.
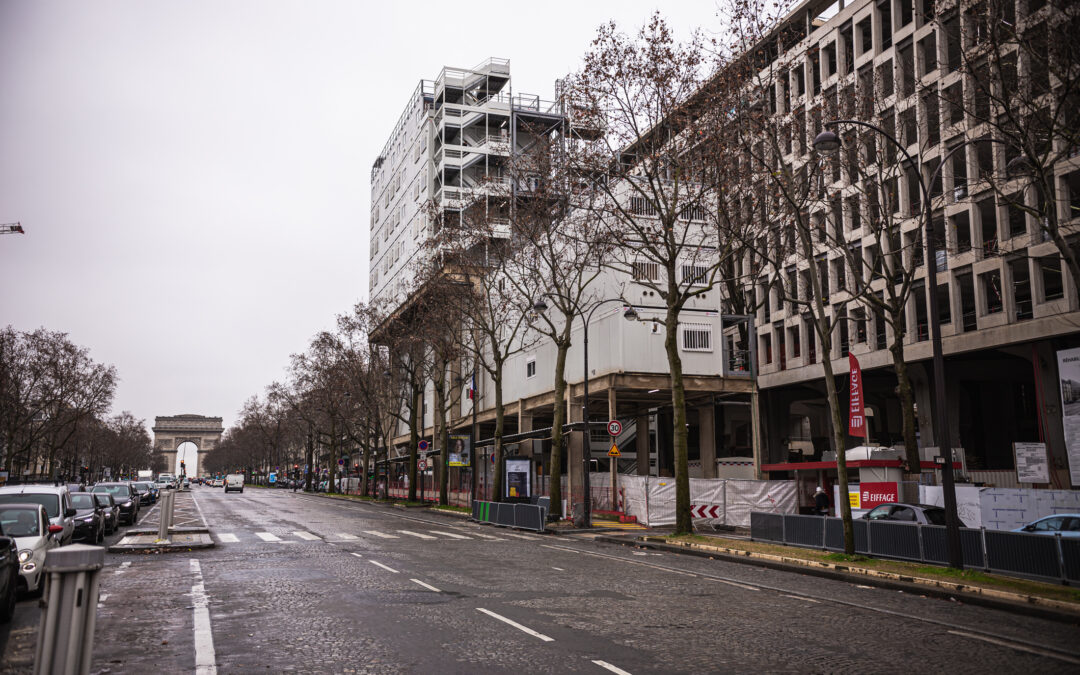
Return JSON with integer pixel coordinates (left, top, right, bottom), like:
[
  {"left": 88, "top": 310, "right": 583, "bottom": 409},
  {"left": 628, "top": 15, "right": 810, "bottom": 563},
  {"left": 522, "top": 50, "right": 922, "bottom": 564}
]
[{"left": 3, "top": 485, "right": 1079, "bottom": 673}]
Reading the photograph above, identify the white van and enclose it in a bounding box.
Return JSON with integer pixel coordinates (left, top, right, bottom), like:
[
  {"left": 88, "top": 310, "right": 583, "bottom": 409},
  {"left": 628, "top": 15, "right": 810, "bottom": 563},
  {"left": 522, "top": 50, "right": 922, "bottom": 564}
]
[{"left": 224, "top": 474, "right": 244, "bottom": 493}]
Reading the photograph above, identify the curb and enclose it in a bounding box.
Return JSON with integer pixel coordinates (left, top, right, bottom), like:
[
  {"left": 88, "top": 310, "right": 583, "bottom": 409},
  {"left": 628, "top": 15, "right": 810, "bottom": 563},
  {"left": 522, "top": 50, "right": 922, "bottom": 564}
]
[{"left": 596, "top": 534, "right": 1080, "bottom": 623}]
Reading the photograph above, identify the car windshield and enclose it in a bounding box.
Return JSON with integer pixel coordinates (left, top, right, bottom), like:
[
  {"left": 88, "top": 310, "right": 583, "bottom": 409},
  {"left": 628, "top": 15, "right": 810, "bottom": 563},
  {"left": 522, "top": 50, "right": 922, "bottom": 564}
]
[
  {"left": 0, "top": 493, "right": 60, "bottom": 518},
  {"left": 93, "top": 485, "right": 130, "bottom": 498},
  {"left": 131, "top": 484, "right": 147, "bottom": 493},
  {"left": 923, "top": 508, "right": 948, "bottom": 526},
  {"left": 0, "top": 508, "right": 41, "bottom": 537},
  {"left": 71, "top": 494, "right": 96, "bottom": 509},
  {"left": 94, "top": 494, "right": 112, "bottom": 507}
]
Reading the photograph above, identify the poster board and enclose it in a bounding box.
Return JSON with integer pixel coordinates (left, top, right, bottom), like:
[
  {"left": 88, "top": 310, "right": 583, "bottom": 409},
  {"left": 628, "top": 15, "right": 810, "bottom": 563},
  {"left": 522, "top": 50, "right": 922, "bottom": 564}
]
[
  {"left": 1055, "top": 347, "right": 1080, "bottom": 487},
  {"left": 449, "top": 434, "right": 471, "bottom": 467},
  {"left": 505, "top": 458, "right": 531, "bottom": 499},
  {"left": 1013, "top": 442, "right": 1050, "bottom": 484}
]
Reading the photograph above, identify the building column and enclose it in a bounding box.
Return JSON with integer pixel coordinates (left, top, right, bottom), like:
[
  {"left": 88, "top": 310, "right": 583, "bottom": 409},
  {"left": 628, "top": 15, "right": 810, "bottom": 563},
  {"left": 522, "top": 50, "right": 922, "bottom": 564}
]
[
  {"left": 636, "top": 414, "right": 650, "bottom": 476},
  {"left": 567, "top": 390, "right": 585, "bottom": 522},
  {"left": 699, "top": 404, "right": 717, "bottom": 478}
]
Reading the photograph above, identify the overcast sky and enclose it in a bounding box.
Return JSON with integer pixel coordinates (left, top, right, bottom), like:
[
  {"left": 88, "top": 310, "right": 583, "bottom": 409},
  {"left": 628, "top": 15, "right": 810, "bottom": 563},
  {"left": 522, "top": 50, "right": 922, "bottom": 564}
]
[{"left": 0, "top": 1, "right": 720, "bottom": 432}]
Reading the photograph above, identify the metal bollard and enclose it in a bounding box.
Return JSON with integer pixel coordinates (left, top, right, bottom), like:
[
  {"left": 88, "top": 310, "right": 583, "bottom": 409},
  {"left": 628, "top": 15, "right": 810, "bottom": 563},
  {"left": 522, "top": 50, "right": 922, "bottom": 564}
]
[
  {"left": 33, "top": 544, "right": 105, "bottom": 675},
  {"left": 158, "top": 491, "right": 175, "bottom": 541}
]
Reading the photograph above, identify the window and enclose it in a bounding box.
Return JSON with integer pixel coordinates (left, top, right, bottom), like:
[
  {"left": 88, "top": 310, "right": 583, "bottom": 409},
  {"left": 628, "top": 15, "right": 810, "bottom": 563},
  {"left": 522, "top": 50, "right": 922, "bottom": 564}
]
[
  {"left": 526, "top": 358, "right": 536, "bottom": 379},
  {"left": 682, "top": 264, "right": 708, "bottom": 286},
  {"left": 681, "top": 323, "right": 712, "bottom": 352},
  {"left": 630, "top": 197, "right": 657, "bottom": 217},
  {"left": 918, "top": 33, "right": 937, "bottom": 76},
  {"left": 1040, "top": 256, "right": 1064, "bottom": 302},
  {"left": 632, "top": 260, "right": 660, "bottom": 282},
  {"left": 981, "top": 269, "right": 1003, "bottom": 314}
]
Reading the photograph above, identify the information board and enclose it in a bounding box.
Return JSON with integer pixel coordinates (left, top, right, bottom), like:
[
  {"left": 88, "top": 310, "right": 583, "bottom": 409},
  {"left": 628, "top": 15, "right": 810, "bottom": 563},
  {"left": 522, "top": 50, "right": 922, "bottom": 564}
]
[{"left": 1013, "top": 442, "right": 1050, "bottom": 484}]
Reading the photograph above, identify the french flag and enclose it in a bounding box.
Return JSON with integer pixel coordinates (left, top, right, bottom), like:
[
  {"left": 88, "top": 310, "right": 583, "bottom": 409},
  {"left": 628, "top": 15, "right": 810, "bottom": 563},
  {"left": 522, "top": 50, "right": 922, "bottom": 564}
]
[{"left": 467, "top": 372, "right": 476, "bottom": 400}]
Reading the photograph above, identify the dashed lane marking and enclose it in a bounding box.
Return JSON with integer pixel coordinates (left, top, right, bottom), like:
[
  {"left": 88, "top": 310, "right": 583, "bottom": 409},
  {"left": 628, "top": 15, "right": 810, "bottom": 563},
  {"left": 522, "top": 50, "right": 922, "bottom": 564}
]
[
  {"left": 292, "top": 531, "right": 321, "bottom": 541},
  {"left": 216, "top": 533, "right": 239, "bottom": 543},
  {"left": 429, "top": 530, "right": 471, "bottom": 540},
  {"left": 783, "top": 593, "right": 819, "bottom": 603},
  {"left": 398, "top": 530, "right": 436, "bottom": 540},
  {"left": 709, "top": 578, "right": 760, "bottom": 592},
  {"left": 410, "top": 578, "right": 441, "bottom": 592},
  {"left": 593, "top": 660, "right": 633, "bottom": 675},
  {"left": 333, "top": 533, "right": 358, "bottom": 540},
  {"left": 113, "top": 561, "right": 131, "bottom": 575},
  {"left": 369, "top": 560, "right": 399, "bottom": 574},
  {"left": 363, "top": 530, "right": 399, "bottom": 539},
  {"left": 255, "top": 532, "right": 282, "bottom": 542},
  {"left": 476, "top": 608, "right": 554, "bottom": 642},
  {"left": 463, "top": 531, "right": 504, "bottom": 541},
  {"left": 552, "top": 567, "right": 565, "bottom": 571},
  {"left": 350, "top": 552, "right": 363, "bottom": 559},
  {"left": 500, "top": 532, "right": 540, "bottom": 540}
]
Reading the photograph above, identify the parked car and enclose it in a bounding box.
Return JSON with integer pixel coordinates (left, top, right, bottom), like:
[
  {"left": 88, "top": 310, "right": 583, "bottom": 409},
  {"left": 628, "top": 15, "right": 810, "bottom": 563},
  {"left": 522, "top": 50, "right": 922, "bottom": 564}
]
[
  {"left": 224, "top": 474, "right": 244, "bottom": 493},
  {"left": 0, "top": 526, "right": 17, "bottom": 622},
  {"left": 1012, "top": 514, "right": 1080, "bottom": 537},
  {"left": 130, "top": 481, "right": 154, "bottom": 506},
  {"left": 64, "top": 482, "right": 87, "bottom": 494},
  {"left": 861, "top": 502, "right": 969, "bottom": 528},
  {"left": 94, "top": 493, "right": 120, "bottom": 535},
  {"left": 0, "top": 485, "right": 76, "bottom": 545},
  {"left": 91, "top": 483, "right": 139, "bottom": 525},
  {"left": 69, "top": 492, "right": 105, "bottom": 544},
  {"left": 0, "top": 503, "right": 59, "bottom": 596}
]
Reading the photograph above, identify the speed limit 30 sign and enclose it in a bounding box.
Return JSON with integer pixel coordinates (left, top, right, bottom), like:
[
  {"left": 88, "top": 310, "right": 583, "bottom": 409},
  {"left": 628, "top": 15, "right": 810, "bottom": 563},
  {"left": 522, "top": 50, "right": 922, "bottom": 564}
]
[{"left": 607, "top": 420, "right": 623, "bottom": 436}]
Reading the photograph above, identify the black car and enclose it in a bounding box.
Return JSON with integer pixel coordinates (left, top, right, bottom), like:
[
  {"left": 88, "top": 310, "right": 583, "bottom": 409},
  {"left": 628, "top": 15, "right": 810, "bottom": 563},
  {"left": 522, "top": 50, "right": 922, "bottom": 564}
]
[
  {"left": 94, "top": 493, "right": 120, "bottom": 535},
  {"left": 91, "top": 483, "right": 139, "bottom": 525},
  {"left": 130, "top": 482, "right": 154, "bottom": 506},
  {"left": 70, "top": 492, "right": 104, "bottom": 544},
  {"left": 0, "top": 529, "right": 17, "bottom": 623}
]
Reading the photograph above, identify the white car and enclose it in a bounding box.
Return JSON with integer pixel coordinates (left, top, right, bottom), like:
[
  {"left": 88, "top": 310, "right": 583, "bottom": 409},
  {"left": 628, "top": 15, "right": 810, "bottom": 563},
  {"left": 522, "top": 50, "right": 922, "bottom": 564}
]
[
  {"left": 224, "top": 474, "right": 244, "bottom": 493},
  {"left": 0, "top": 485, "right": 76, "bottom": 546},
  {"left": 0, "top": 504, "right": 59, "bottom": 595},
  {"left": 212, "top": 478, "right": 224, "bottom": 487}
]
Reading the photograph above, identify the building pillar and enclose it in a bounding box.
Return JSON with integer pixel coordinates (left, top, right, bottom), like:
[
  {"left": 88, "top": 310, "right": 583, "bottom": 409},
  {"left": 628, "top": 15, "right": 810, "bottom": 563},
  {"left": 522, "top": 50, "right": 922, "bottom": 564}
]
[
  {"left": 567, "top": 390, "right": 585, "bottom": 521},
  {"left": 636, "top": 414, "right": 650, "bottom": 476},
  {"left": 699, "top": 404, "right": 717, "bottom": 478}
]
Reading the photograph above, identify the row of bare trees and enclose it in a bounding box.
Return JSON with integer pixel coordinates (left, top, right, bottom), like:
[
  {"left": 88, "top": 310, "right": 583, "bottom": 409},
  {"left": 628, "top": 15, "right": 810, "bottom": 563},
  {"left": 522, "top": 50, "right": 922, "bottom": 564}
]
[{"left": 0, "top": 325, "right": 155, "bottom": 481}]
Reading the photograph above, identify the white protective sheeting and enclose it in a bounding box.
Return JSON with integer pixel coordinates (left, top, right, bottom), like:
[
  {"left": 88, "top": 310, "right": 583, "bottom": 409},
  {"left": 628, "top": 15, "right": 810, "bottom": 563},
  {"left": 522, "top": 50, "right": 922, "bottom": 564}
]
[
  {"left": 607, "top": 474, "right": 796, "bottom": 527},
  {"left": 918, "top": 486, "right": 1080, "bottom": 530}
]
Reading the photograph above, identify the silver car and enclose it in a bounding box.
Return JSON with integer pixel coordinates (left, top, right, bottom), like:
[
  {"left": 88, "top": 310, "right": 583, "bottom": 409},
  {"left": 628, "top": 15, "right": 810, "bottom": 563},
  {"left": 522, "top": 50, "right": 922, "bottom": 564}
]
[
  {"left": 862, "top": 502, "right": 969, "bottom": 528},
  {"left": 0, "top": 486, "right": 76, "bottom": 545},
  {"left": 0, "top": 503, "right": 59, "bottom": 595}
]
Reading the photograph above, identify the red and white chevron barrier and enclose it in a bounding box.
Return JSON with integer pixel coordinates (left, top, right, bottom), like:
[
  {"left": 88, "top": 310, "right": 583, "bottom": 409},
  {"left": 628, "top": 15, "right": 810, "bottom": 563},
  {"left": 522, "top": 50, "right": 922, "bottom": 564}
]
[{"left": 690, "top": 504, "right": 722, "bottom": 519}]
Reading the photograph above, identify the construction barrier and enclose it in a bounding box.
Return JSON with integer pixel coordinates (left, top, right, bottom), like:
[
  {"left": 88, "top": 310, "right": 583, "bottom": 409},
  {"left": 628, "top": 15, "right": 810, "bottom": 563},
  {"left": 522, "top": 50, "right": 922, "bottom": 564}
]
[{"left": 472, "top": 498, "right": 547, "bottom": 533}]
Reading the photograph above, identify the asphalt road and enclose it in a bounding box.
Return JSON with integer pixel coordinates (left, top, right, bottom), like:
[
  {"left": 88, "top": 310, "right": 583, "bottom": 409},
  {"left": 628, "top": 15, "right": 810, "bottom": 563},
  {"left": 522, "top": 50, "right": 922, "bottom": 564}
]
[{"left": 3, "top": 486, "right": 1080, "bottom": 674}]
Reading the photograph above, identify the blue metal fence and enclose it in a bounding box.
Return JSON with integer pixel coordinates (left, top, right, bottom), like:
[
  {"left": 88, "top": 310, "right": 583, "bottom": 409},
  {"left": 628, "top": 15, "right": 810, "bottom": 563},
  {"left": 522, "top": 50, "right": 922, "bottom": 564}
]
[{"left": 751, "top": 512, "right": 1078, "bottom": 584}]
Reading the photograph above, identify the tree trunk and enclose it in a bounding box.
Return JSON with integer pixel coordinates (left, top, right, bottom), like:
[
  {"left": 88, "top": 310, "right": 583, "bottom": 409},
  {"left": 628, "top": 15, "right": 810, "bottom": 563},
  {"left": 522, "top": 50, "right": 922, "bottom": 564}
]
[
  {"left": 408, "top": 387, "right": 420, "bottom": 502},
  {"left": 327, "top": 424, "right": 337, "bottom": 495},
  {"left": 664, "top": 305, "right": 693, "bottom": 535},
  {"left": 304, "top": 429, "right": 314, "bottom": 492},
  {"left": 493, "top": 358, "right": 504, "bottom": 506},
  {"left": 434, "top": 369, "right": 449, "bottom": 506},
  {"left": 889, "top": 332, "right": 920, "bottom": 472},
  {"left": 360, "top": 439, "right": 369, "bottom": 496},
  {"left": 545, "top": 336, "right": 571, "bottom": 517}
]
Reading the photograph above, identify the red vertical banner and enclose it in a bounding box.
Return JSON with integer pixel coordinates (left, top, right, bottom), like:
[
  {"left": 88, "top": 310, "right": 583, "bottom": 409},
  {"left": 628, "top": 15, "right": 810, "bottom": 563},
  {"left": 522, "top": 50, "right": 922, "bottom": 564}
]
[{"left": 849, "top": 353, "right": 866, "bottom": 437}]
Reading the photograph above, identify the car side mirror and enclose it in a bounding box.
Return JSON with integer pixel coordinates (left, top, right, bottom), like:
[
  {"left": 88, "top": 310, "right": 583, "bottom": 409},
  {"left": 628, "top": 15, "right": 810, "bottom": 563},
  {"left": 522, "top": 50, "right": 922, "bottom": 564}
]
[
  {"left": 65, "top": 508, "right": 76, "bottom": 518},
  {"left": 1024, "top": 525, "right": 1036, "bottom": 532},
  {"left": 48, "top": 524, "right": 64, "bottom": 536}
]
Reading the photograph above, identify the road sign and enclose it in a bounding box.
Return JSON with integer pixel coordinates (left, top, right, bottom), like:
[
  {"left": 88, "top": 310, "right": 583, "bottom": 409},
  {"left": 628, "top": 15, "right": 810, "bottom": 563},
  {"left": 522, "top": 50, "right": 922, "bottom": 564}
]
[
  {"left": 608, "top": 444, "right": 620, "bottom": 457},
  {"left": 418, "top": 440, "right": 429, "bottom": 451},
  {"left": 338, "top": 458, "right": 344, "bottom": 465},
  {"left": 690, "top": 504, "right": 721, "bottom": 519},
  {"left": 607, "top": 420, "right": 622, "bottom": 436},
  {"left": 418, "top": 459, "right": 427, "bottom": 471}
]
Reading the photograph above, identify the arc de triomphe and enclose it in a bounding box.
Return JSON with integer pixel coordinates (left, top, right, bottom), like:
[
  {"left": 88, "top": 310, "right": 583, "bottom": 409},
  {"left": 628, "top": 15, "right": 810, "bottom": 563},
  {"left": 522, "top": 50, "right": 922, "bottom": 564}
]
[{"left": 152, "top": 414, "right": 223, "bottom": 477}]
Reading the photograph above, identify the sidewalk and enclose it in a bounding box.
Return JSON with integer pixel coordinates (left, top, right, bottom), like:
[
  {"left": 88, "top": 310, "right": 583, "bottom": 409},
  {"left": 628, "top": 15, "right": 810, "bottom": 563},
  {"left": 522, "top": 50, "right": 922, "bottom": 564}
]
[
  {"left": 597, "top": 531, "right": 1080, "bottom": 621},
  {"left": 109, "top": 489, "right": 215, "bottom": 553}
]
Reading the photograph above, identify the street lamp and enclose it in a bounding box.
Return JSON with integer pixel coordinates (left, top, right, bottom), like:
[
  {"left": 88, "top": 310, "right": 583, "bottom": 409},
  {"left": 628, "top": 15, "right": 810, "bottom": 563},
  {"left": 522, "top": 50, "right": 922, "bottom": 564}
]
[
  {"left": 534, "top": 294, "right": 636, "bottom": 526},
  {"left": 815, "top": 119, "right": 965, "bottom": 568}
]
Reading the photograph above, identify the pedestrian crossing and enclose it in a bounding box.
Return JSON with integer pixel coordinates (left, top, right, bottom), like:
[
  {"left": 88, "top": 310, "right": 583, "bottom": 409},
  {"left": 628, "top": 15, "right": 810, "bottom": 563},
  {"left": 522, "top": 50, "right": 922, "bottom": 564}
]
[{"left": 213, "top": 528, "right": 514, "bottom": 545}]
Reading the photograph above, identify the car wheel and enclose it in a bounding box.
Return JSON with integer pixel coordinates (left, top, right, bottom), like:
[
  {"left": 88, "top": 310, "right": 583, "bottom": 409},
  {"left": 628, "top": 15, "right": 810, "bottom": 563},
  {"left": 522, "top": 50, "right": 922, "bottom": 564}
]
[
  {"left": 0, "top": 571, "right": 16, "bottom": 623},
  {"left": 238, "top": 488, "right": 243, "bottom": 493}
]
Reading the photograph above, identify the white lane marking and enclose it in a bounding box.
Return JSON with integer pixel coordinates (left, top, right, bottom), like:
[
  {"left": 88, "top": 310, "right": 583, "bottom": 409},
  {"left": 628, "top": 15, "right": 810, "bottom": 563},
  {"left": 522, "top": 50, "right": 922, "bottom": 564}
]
[
  {"left": 189, "top": 559, "right": 217, "bottom": 675},
  {"left": 363, "top": 530, "right": 399, "bottom": 539},
  {"left": 334, "top": 533, "right": 358, "bottom": 540},
  {"left": 501, "top": 533, "right": 539, "bottom": 540},
  {"left": 466, "top": 532, "right": 504, "bottom": 540},
  {"left": 369, "top": 560, "right": 399, "bottom": 574},
  {"left": 292, "top": 531, "right": 320, "bottom": 541},
  {"left": 593, "top": 660, "right": 633, "bottom": 675},
  {"left": 709, "top": 578, "right": 760, "bottom": 592},
  {"left": 410, "top": 578, "right": 441, "bottom": 592},
  {"left": 216, "top": 533, "right": 239, "bottom": 543},
  {"left": 255, "top": 532, "right": 282, "bottom": 542},
  {"left": 476, "top": 608, "right": 554, "bottom": 642},
  {"left": 540, "top": 544, "right": 697, "bottom": 577},
  {"left": 350, "top": 552, "right": 363, "bottom": 559},
  {"left": 552, "top": 567, "right": 565, "bottom": 571},
  {"left": 947, "top": 630, "right": 1080, "bottom": 665},
  {"left": 397, "top": 530, "right": 436, "bottom": 540},
  {"left": 98, "top": 593, "right": 108, "bottom": 602},
  {"left": 113, "top": 561, "right": 131, "bottom": 575},
  {"left": 783, "top": 593, "right": 819, "bottom": 603},
  {"left": 429, "top": 530, "right": 471, "bottom": 540}
]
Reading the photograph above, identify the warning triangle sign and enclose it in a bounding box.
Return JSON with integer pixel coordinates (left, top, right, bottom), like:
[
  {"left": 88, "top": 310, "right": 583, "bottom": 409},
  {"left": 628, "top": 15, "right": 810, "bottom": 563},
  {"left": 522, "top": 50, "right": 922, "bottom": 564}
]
[{"left": 608, "top": 444, "right": 621, "bottom": 457}]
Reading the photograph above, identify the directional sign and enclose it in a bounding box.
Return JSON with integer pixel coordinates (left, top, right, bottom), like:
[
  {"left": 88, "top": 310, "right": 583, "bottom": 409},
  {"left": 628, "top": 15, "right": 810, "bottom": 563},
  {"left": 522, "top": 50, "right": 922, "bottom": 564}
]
[
  {"left": 608, "top": 444, "right": 621, "bottom": 457},
  {"left": 690, "top": 504, "right": 722, "bottom": 519},
  {"left": 607, "top": 420, "right": 623, "bottom": 436},
  {"left": 418, "top": 440, "right": 429, "bottom": 451},
  {"left": 418, "top": 459, "right": 427, "bottom": 471}
]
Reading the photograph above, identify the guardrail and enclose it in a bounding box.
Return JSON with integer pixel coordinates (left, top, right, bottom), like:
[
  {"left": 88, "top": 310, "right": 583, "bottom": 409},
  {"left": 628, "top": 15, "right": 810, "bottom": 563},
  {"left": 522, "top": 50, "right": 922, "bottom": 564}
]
[
  {"left": 472, "top": 498, "right": 548, "bottom": 533},
  {"left": 750, "top": 512, "right": 1080, "bottom": 584}
]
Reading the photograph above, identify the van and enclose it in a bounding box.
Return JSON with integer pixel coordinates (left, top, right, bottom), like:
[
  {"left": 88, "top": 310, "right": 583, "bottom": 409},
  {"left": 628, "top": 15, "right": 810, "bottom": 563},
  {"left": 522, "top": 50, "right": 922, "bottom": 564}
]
[{"left": 224, "top": 474, "right": 244, "bottom": 494}]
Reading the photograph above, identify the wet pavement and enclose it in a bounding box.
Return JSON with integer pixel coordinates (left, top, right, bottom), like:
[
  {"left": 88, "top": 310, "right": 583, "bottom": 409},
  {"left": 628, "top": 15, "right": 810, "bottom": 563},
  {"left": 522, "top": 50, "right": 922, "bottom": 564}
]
[{"left": 3, "top": 485, "right": 1079, "bottom": 673}]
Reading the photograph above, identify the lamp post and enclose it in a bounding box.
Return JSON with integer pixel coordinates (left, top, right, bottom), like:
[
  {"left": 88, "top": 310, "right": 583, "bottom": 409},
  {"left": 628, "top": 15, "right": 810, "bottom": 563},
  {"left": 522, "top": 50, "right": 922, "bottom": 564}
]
[
  {"left": 533, "top": 295, "right": 637, "bottom": 527},
  {"left": 814, "top": 121, "right": 964, "bottom": 568}
]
